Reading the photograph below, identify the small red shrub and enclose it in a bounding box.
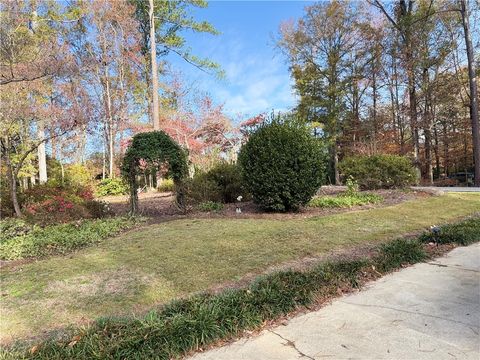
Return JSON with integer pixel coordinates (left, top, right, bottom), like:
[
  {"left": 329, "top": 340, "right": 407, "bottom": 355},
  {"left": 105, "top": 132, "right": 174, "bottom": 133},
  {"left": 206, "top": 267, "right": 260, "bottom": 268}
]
[{"left": 21, "top": 184, "right": 106, "bottom": 225}]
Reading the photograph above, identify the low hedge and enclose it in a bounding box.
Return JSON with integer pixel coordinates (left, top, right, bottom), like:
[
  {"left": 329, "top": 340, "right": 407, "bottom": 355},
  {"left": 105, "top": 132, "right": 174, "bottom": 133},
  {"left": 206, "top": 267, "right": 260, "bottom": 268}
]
[
  {"left": 2, "top": 217, "right": 478, "bottom": 359},
  {"left": 0, "top": 217, "right": 142, "bottom": 260}
]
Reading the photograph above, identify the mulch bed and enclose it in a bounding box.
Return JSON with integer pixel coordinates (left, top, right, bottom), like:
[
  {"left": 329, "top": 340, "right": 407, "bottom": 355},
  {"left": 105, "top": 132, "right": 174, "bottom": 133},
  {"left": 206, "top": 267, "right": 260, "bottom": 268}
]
[{"left": 104, "top": 188, "right": 433, "bottom": 223}]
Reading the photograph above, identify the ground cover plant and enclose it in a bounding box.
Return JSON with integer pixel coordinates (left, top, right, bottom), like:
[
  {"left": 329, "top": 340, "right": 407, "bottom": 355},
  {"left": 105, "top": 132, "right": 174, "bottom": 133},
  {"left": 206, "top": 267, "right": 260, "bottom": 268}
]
[
  {"left": 2, "top": 215, "right": 477, "bottom": 359},
  {"left": 0, "top": 193, "right": 478, "bottom": 345},
  {"left": 308, "top": 192, "right": 383, "bottom": 208},
  {"left": 309, "top": 178, "right": 382, "bottom": 208},
  {"left": 197, "top": 201, "right": 224, "bottom": 212},
  {"left": 0, "top": 217, "right": 141, "bottom": 260}
]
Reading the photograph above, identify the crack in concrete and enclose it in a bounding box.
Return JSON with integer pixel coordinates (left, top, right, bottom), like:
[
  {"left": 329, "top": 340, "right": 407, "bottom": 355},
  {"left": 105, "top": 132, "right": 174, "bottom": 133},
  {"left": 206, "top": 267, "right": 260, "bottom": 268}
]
[
  {"left": 340, "top": 301, "right": 479, "bottom": 328},
  {"left": 268, "top": 330, "right": 316, "bottom": 360},
  {"left": 426, "top": 262, "right": 480, "bottom": 273}
]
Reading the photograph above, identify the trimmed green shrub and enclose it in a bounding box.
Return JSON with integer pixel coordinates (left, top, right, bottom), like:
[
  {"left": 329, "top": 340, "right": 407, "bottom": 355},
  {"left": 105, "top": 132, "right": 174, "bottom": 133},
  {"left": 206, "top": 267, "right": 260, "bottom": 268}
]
[
  {"left": 158, "top": 178, "right": 175, "bottom": 192},
  {"left": 308, "top": 193, "right": 382, "bottom": 208},
  {"left": 419, "top": 217, "right": 480, "bottom": 246},
  {"left": 339, "top": 155, "right": 417, "bottom": 190},
  {"left": 197, "top": 201, "right": 224, "bottom": 212},
  {"left": 205, "top": 162, "right": 248, "bottom": 203},
  {"left": 96, "top": 178, "right": 128, "bottom": 196},
  {"left": 239, "top": 116, "right": 326, "bottom": 211},
  {"left": 0, "top": 217, "right": 141, "bottom": 260}
]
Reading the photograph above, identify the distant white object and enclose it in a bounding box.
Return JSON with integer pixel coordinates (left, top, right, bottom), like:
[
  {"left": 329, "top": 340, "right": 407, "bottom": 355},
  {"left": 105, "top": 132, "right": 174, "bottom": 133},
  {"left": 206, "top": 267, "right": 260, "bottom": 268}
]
[{"left": 236, "top": 196, "right": 243, "bottom": 213}]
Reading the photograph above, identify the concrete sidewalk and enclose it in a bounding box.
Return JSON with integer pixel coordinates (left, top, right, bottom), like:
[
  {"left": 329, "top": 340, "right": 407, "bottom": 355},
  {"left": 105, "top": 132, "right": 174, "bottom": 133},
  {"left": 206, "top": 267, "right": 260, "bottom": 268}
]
[
  {"left": 191, "top": 244, "right": 480, "bottom": 360},
  {"left": 412, "top": 186, "right": 480, "bottom": 192}
]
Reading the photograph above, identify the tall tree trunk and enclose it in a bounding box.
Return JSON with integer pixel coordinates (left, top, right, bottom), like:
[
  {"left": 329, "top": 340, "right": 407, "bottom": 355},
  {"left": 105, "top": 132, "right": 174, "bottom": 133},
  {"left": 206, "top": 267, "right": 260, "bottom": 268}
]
[
  {"left": 109, "top": 123, "right": 114, "bottom": 178},
  {"left": 393, "top": 50, "right": 404, "bottom": 153},
  {"left": 443, "top": 122, "right": 450, "bottom": 176},
  {"left": 5, "top": 152, "right": 22, "bottom": 217},
  {"left": 460, "top": 0, "right": 480, "bottom": 186},
  {"left": 424, "top": 121, "right": 433, "bottom": 184},
  {"left": 333, "top": 142, "right": 340, "bottom": 185},
  {"left": 76, "top": 126, "right": 87, "bottom": 164},
  {"left": 21, "top": 177, "right": 28, "bottom": 191},
  {"left": 407, "top": 63, "right": 421, "bottom": 181},
  {"left": 149, "top": 0, "right": 160, "bottom": 130},
  {"left": 60, "top": 161, "right": 65, "bottom": 185},
  {"left": 372, "top": 69, "right": 378, "bottom": 154},
  {"left": 102, "top": 137, "right": 106, "bottom": 180},
  {"left": 388, "top": 78, "right": 398, "bottom": 147},
  {"left": 433, "top": 117, "right": 440, "bottom": 179},
  {"left": 50, "top": 129, "right": 56, "bottom": 159},
  {"left": 103, "top": 62, "right": 114, "bottom": 178},
  {"left": 351, "top": 78, "right": 360, "bottom": 153},
  {"left": 423, "top": 68, "right": 433, "bottom": 184},
  {"left": 37, "top": 119, "right": 47, "bottom": 184}
]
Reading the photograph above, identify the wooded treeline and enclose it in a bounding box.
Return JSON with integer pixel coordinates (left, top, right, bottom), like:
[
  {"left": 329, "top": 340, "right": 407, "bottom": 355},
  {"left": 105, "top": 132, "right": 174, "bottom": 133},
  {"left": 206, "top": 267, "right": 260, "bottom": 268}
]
[
  {"left": 1, "top": 0, "right": 240, "bottom": 216},
  {"left": 1, "top": 0, "right": 479, "bottom": 215},
  {"left": 278, "top": 0, "right": 479, "bottom": 186}
]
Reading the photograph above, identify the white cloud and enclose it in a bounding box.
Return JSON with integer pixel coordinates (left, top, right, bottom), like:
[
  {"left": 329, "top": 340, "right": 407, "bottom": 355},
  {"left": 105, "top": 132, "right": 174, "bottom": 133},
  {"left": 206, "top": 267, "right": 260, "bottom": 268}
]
[{"left": 173, "top": 34, "right": 296, "bottom": 118}]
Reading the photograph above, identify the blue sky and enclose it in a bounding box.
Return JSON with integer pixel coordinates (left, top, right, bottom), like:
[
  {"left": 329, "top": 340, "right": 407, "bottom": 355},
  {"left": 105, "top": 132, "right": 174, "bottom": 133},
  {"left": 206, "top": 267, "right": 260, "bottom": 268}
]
[{"left": 166, "top": 1, "right": 314, "bottom": 118}]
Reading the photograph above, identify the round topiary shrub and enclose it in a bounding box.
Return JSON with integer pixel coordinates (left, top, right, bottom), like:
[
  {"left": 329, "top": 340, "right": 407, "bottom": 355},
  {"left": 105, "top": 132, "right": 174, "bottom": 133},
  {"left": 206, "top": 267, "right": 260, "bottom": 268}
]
[
  {"left": 339, "top": 154, "right": 417, "bottom": 190},
  {"left": 238, "top": 117, "right": 326, "bottom": 211}
]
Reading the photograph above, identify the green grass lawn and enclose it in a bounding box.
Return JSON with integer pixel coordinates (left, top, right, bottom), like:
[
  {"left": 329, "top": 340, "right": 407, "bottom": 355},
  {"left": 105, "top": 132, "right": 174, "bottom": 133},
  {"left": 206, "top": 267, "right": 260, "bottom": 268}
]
[{"left": 1, "top": 192, "right": 478, "bottom": 343}]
